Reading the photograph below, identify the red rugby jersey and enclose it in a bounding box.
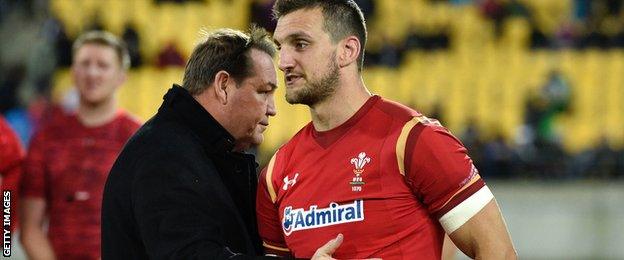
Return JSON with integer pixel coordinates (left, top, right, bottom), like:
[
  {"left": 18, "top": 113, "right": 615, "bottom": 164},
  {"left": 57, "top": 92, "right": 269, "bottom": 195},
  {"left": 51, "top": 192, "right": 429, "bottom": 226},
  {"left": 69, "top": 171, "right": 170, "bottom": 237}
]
[
  {"left": 0, "top": 115, "right": 24, "bottom": 232},
  {"left": 257, "top": 96, "right": 492, "bottom": 259},
  {"left": 22, "top": 110, "right": 140, "bottom": 260}
]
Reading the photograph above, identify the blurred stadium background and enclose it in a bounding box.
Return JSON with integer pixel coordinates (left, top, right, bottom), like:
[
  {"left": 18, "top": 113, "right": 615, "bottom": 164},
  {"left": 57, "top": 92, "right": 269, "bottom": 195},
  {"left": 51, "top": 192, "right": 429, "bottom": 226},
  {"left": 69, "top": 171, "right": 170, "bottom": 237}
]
[{"left": 0, "top": 0, "right": 623, "bottom": 259}]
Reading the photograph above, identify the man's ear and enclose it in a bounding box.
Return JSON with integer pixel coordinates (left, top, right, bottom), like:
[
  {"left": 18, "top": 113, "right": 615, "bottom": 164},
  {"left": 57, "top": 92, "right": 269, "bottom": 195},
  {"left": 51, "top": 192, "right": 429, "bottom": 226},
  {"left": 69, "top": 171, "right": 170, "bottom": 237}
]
[
  {"left": 114, "top": 71, "right": 127, "bottom": 90},
  {"left": 338, "top": 36, "right": 361, "bottom": 68},
  {"left": 213, "top": 70, "right": 231, "bottom": 105}
]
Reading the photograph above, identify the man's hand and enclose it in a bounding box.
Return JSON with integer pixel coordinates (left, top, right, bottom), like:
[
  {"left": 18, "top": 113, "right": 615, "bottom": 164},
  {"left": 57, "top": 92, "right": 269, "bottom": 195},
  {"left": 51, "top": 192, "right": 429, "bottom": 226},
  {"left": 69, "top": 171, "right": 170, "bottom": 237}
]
[{"left": 311, "top": 234, "right": 343, "bottom": 260}]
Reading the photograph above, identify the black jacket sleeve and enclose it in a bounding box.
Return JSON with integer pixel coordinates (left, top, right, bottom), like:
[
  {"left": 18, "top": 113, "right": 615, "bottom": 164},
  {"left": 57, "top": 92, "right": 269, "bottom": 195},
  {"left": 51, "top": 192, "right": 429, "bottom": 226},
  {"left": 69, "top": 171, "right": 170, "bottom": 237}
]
[{"left": 131, "top": 152, "right": 279, "bottom": 259}]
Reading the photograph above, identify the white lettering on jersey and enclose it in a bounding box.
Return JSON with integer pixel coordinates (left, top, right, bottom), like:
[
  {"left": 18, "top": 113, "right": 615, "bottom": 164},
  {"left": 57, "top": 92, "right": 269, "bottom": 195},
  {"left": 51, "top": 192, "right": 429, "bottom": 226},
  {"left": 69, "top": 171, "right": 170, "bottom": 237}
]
[{"left": 282, "top": 200, "right": 364, "bottom": 236}]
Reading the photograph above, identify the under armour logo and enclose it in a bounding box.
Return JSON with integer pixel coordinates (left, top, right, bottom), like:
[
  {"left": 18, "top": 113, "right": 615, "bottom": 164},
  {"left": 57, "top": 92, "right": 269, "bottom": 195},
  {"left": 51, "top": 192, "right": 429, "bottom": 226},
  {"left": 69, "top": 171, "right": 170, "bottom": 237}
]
[{"left": 283, "top": 173, "right": 299, "bottom": 190}]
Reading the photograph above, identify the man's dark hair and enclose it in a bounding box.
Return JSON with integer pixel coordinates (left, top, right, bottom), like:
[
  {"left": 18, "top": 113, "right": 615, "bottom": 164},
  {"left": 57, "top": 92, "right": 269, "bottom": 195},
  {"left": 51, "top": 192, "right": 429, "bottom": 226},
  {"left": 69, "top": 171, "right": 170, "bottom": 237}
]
[
  {"left": 73, "top": 31, "right": 131, "bottom": 70},
  {"left": 182, "top": 26, "right": 277, "bottom": 95},
  {"left": 273, "top": 0, "right": 367, "bottom": 71}
]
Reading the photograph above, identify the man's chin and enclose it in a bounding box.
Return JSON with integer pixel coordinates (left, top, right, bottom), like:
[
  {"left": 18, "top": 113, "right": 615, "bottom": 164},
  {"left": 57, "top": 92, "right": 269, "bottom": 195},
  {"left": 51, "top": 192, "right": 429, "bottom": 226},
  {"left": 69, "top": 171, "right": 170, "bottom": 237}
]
[
  {"left": 233, "top": 135, "right": 264, "bottom": 152},
  {"left": 80, "top": 94, "right": 109, "bottom": 106},
  {"left": 251, "top": 135, "right": 264, "bottom": 146},
  {"left": 285, "top": 92, "right": 304, "bottom": 105}
]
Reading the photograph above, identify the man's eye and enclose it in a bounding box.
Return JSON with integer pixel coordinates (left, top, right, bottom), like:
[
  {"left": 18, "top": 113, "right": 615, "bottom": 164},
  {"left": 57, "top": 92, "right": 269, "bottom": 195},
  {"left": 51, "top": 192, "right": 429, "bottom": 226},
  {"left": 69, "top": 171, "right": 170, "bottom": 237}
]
[{"left": 295, "top": 42, "right": 308, "bottom": 49}]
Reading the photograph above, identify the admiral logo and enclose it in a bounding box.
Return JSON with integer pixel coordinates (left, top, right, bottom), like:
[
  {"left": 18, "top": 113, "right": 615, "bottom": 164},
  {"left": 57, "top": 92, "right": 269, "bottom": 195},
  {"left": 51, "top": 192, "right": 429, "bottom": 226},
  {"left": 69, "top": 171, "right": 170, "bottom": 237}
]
[{"left": 282, "top": 200, "right": 364, "bottom": 236}]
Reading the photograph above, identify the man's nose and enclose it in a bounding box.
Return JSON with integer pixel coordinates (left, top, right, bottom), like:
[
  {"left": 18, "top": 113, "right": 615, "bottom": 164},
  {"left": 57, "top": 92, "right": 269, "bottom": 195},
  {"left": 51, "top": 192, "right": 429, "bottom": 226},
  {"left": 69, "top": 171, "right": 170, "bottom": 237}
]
[
  {"left": 86, "top": 64, "right": 101, "bottom": 77},
  {"left": 278, "top": 50, "right": 294, "bottom": 72},
  {"left": 266, "top": 94, "right": 277, "bottom": 117}
]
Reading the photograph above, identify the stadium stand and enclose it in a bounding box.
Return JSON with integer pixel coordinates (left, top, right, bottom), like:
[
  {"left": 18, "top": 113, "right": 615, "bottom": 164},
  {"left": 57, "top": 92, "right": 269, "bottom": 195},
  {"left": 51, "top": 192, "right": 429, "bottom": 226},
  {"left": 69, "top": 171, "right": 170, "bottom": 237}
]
[{"left": 30, "top": 0, "right": 624, "bottom": 175}]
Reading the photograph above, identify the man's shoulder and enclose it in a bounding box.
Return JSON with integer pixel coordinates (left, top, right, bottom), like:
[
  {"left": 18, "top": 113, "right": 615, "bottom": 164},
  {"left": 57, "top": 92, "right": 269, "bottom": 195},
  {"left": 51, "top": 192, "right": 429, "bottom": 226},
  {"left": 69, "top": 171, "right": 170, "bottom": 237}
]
[
  {"left": 29, "top": 113, "right": 73, "bottom": 144},
  {"left": 0, "top": 117, "right": 20, "bottom": 147},
  {"left": 260, "top": 123, "right": 315, "bottom": 183},
  {"left": 372, "top": 96, "right": 422, "bottom": 122},
  {"left": 129, "top": 116, "right": 200, "bottom": 155},
  {"left": 115, "top": 111, "right": 142, "bottom": 131},
  {"left": 273, "top": 122, "right": 314, "bottom": 158},
  {"left": 110, "top": 118, "right": 212, "bottom": 187}
]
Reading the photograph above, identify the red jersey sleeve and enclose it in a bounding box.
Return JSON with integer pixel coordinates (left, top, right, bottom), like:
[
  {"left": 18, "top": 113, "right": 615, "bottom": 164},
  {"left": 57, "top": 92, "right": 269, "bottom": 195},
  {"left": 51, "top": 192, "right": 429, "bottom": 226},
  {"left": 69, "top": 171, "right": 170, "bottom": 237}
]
[
  {"left": 0, "top": 118, "right": 24, "bottom": 190},
  {"left": 403, "top": 119, "right": 493, "bottom": 233},
  {"left": 0, "top": 117, "right": 24, "bottom": 232},
  {"left": 21, "top": 130, "right": 48, "bottom": 199},
  {"left": 256, "top": 154, "right": 290, "bottom": 256}
]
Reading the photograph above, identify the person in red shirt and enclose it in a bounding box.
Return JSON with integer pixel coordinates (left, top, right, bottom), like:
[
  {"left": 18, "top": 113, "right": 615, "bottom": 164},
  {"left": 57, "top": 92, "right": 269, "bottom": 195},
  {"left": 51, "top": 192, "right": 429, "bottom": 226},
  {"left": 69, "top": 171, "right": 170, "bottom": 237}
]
[
  {"left": 0, "top": 115, "right": 24, "bottom": 233},
  {"left": 20, "top": 31, "right": 140, "bottom": 260},
  {"left": 256, "top": 1, "right": 517, "bottom": 259}
]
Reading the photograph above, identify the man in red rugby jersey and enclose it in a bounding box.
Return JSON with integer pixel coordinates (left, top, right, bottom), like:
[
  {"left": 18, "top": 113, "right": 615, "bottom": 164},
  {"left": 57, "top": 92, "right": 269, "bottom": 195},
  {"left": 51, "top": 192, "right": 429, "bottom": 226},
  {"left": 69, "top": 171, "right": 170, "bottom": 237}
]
[
  {"left": 256, "top": 1, "right": 517, "bottom": 259},
  {"left": 20, "top": 31, "right": 140, "bottom": 260}
]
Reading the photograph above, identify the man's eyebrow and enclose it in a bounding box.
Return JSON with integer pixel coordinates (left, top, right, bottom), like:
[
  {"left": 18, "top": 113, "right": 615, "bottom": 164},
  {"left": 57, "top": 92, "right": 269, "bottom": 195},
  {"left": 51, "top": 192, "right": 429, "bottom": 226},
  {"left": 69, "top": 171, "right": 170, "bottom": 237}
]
[
  {"left": 286, "top": 31, "right": 312, "bottom": 41},
  {"left": 275, "top": 31, "right": 312, "bottom": 46}
]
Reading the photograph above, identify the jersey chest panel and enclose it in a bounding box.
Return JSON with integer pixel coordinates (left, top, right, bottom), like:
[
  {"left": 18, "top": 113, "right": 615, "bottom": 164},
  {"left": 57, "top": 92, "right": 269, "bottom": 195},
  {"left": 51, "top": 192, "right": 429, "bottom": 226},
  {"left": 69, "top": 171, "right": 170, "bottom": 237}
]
[{"left": 274, "top": 126, "right": 431, "bottom": 257}]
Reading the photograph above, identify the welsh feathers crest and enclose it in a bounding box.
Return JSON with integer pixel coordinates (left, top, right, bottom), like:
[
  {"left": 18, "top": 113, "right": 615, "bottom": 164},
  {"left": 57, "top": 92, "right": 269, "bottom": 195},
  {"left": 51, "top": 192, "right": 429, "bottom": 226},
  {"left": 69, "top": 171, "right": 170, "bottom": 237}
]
[
  {"left": 350, "top": 152, "right": 371, "bottom": 175},
  {"left": 349, "top": 152, "right": 370, "bottom": 192}
]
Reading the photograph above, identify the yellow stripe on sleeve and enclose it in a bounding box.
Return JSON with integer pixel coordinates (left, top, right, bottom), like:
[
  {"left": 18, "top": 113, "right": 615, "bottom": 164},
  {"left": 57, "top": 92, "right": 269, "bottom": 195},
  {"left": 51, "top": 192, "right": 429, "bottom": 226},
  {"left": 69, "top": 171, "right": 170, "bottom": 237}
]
[
  {"left": 395, "top": 117, "right": 420, "bottom": 176},
  {"left": 265, "top": 150, "right": 278, "bottom": 203},
  {"left": 438, "top": 174, "right": 482, "bottom": 210},
  {"left": 263, "top": 241, "right": 290, "bottom": 252}
]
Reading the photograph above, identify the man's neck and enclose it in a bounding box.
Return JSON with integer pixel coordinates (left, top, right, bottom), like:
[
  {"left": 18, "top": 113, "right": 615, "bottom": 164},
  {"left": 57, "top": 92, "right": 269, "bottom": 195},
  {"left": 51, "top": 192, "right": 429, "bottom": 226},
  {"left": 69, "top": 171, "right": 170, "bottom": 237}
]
[
  {"left": 77, "top": 97, "right": 118, "bottom": 127},
  {"left": 309, "top": 75, "right": 371, "bottom": 132}
]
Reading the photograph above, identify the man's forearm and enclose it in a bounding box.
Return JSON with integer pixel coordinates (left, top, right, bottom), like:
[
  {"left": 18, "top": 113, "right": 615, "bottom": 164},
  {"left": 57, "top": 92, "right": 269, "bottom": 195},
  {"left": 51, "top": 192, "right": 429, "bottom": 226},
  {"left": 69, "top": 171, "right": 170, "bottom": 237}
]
[
  {"left": 474, "top": 246, "right": 517, "bottom": 260},
  {"left": 20, "top": 228, "right": 56, "bottom": 260},
  {"left": 449, "top": 200, "right": 517, "bottom": 260}
]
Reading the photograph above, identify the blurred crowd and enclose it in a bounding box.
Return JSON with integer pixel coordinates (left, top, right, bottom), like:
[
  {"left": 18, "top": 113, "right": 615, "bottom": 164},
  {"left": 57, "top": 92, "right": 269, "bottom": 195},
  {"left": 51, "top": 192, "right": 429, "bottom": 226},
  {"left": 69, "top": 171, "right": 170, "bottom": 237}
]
[
  {"left": 1, "top": 0, "right": 623, "bottom": 180},
  {"left": 460, "top": 70, "right": 624, "bottom": 180},
  {"left": 365, "top": 0, "right": 624, "bottom": 67}
]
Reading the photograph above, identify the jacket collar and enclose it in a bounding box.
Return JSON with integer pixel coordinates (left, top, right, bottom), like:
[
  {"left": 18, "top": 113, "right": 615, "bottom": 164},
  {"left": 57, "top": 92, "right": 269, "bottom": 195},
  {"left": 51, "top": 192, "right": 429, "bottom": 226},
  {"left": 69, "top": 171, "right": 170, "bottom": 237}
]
[{"left": 160, "top": 84, "right": 235, "bottom": 154}]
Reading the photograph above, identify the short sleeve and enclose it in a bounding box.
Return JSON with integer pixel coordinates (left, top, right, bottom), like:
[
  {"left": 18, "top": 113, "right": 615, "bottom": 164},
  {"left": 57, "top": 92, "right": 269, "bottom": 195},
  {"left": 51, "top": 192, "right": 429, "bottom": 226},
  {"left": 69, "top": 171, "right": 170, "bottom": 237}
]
[
  {"left": 21, "top": 131, "right": 47, "bottom": 199},
  {"left": 0, "top": 118, "right": 24, "bottom": 232},
  {"left": 0, "top": 118, "right": 24, "bottom": 186},
  {"left": 256, "top": 155, "right": 290, "bottom": 256},
  {"left": 403, "top": 122, "right": 493, "bottom": 233}
]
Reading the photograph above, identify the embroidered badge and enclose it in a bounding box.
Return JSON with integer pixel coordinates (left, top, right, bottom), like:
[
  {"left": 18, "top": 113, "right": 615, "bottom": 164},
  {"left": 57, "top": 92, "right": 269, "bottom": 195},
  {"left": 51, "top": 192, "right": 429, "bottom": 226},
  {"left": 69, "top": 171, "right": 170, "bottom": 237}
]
[{"left": 349, "top": 152, "right": 370, "bottom": 192}]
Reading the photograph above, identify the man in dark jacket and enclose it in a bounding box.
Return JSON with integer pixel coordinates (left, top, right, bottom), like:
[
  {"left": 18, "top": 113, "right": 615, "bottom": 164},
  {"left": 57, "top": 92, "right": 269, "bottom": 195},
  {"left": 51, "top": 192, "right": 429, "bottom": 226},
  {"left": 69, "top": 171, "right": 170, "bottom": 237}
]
[{"left": 101, "top": 27, "right": 344, "bottom": 259}]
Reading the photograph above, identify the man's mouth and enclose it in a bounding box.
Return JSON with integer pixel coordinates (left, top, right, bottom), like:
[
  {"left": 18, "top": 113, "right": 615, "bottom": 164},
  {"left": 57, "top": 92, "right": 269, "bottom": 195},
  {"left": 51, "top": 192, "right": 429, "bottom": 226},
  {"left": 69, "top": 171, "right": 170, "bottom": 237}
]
[{"left": 285, "top": 73, "right": 303, "bottom": 85}]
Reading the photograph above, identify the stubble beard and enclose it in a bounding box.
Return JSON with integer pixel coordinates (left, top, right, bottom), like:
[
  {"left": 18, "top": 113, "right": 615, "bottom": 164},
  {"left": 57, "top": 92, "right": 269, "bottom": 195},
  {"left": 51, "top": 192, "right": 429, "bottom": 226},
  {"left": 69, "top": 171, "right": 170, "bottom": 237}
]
[{"left": 285, "top": 53, "right": 340, "bottom": 106}]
